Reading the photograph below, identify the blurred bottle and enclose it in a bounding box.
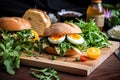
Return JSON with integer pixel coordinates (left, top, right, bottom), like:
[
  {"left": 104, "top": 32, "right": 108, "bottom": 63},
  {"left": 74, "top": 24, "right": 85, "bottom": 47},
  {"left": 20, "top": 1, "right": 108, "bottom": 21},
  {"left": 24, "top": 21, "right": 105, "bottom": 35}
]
[{"left": 86, "top": 0, "right": 104, "bottom": 31}]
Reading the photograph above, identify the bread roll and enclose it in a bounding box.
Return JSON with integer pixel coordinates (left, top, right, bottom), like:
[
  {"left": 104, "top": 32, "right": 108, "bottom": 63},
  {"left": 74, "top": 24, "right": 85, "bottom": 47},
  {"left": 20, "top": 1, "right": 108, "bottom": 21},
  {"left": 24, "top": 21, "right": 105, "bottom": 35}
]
[
  {"left": 43, "top": 22, "right": 82, "bottom": 36},
  {"left": 43, "top": 22, "right": 82, "bottom": 56},
  {"left": 23, "top": 9, "right": 51, "bottom": 36},
  {"left": 0, "top": 17, "right": 31, "bottom": 31}
]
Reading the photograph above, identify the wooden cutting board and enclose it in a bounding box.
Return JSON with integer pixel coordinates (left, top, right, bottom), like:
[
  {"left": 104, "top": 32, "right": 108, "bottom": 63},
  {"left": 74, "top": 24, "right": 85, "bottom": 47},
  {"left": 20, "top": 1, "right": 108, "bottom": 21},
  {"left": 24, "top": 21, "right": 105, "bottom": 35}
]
[{"left": 20, "top": 41, "right": 119, "bottom": 76}]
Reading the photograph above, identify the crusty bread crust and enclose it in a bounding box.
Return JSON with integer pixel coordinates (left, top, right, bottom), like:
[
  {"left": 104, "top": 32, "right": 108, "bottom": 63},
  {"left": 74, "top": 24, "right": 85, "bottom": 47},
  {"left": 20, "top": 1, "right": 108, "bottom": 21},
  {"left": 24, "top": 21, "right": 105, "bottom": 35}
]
[
  {"left": 23, "top": 9, "right": 51, "bottom": 36},
  {"left": 44, "top": 46, "right": 78, "bottom": 56},
  {"left": 43, "top": 22, "right": 82, "bottom": 36},
  {"left": 0, "top": 17, "right": 31, "bottom": 31},
  {"left": 43, "top": 22, "right": 82, "bottom": 56}
]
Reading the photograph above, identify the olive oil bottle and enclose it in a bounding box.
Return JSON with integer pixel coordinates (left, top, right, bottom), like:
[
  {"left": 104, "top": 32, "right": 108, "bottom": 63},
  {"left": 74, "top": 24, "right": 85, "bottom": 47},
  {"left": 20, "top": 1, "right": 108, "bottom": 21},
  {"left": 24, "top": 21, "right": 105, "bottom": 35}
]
[{"left": 86, "top": 0, "right": 104, "bottom": 31}]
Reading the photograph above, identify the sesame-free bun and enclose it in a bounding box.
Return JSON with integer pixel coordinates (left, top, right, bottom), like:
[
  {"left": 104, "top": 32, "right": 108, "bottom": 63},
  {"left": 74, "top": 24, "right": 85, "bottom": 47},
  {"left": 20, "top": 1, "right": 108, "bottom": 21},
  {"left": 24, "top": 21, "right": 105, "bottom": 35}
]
[
  {"left": 0, "top": 17, "right": 31, "bottom": 31},
  {"left": 43, "top": 22, "right": 82, "bottom": 56},
  {"left": 23, "top": 9, "right": 51, "bottom": 36},
  {"left": 43, "top": 22, "right": 82, "bottom": 36}
]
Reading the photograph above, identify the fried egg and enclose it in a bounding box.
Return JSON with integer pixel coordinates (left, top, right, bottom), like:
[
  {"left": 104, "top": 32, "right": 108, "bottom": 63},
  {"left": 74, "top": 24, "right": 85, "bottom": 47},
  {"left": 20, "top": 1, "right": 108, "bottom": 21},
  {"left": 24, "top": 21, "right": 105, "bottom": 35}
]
[
  {"left": 48, "top": 35, "right": 65, "bottom": 44},
  {"left": 67, "top": 34, "right": 84, "bottom": 45}
]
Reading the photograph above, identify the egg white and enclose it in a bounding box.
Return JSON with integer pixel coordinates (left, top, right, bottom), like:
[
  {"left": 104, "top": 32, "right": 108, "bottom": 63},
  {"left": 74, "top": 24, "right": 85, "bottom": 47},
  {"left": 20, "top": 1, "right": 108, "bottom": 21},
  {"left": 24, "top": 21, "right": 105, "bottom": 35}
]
[
  {"left": 48, "top": 35, "right": 66, "bottom": 44},
  {"left": 67, "top": 34, "right": 84, "bottom": 45}
]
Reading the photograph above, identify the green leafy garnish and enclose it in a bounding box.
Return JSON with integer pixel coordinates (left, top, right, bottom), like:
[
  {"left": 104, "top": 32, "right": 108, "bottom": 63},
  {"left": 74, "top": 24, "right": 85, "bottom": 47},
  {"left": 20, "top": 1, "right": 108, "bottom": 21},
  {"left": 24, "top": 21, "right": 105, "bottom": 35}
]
[
  {"left": 73, "top": 19, "right": 110, "bottom": 49},
  {"left": 31, "top": 68, "right": 60, "bottom": 80},
  {"left": 0, "top": 29, "right": 41, "bottom": 74}
]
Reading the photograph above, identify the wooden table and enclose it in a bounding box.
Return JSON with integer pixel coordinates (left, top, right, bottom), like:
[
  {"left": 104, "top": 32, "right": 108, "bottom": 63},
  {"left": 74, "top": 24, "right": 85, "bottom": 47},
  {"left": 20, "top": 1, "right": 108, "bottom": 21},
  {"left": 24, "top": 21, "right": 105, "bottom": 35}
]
[{"left": 0, "top": 44, "right": 120, "bottom": 80}]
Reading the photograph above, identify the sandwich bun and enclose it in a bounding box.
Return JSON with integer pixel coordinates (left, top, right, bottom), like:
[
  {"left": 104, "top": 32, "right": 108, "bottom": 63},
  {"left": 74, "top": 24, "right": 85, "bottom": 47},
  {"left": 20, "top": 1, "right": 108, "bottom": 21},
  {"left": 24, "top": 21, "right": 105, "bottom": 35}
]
[
  {"left": 44, "top": 46, "right": 79, "bottom": 56},
  {"left": 43, "top": 22, "right": 82, "bottom": 36},
  {"left": 43, "top": 22, "right": 82, "bottom": 56},
  {"left": 23, "top": 9, "right": 51, "bottom": 36},
  {"left": 0, "top": 17, "right": 31, "bottom": 31}
]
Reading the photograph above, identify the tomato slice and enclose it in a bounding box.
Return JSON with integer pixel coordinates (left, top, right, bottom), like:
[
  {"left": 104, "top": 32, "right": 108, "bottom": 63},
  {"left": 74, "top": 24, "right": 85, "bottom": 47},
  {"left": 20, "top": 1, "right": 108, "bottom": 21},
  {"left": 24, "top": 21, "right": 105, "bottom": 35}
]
[{"left": 80, "top": 56, "right": 88, "bottom": 61}]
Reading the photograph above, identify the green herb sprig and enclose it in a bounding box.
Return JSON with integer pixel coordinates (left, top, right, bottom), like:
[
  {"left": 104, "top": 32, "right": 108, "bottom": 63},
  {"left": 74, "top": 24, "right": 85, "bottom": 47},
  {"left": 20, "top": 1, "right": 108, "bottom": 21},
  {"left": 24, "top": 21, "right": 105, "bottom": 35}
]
[
  {"left": 31, "top": 68, "right": 60, "bottom": 80},
  {"left": 0, "top": 29, "right": 41, "bottom": 74},
  {"left": 72, "top": 19, "right": 110, "bottom": 49}
]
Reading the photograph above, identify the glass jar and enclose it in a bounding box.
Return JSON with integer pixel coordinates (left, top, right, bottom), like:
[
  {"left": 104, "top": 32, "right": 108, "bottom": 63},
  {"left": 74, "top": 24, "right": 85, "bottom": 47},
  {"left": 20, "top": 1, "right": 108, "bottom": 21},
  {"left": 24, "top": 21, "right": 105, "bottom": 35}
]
[{"left": 86, "top": 0, "right": 104, "bottom": 31}]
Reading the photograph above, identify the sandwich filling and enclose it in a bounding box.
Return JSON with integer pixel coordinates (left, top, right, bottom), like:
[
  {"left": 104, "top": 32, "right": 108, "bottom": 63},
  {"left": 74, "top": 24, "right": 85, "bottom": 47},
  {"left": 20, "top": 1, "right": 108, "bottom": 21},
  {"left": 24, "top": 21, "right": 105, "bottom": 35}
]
[{"left": 40, "top": 33, "right": 85, "bottom": 56}]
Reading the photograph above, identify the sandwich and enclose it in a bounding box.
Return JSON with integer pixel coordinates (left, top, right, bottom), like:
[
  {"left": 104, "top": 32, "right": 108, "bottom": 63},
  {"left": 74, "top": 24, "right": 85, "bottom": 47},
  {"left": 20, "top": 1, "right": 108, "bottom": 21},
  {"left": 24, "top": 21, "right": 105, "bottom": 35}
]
[
  {"left": 23, "top": 9, "right": 51, "bottom": 36},
  {"left": 40, "top": 22, "right": 85, "bottom": 56},
  {"left": 0, "top": 17, "right": 39, "bottom": 74},
  {"left": 0, "top": 17, "right": 39, "bottom": 41}
]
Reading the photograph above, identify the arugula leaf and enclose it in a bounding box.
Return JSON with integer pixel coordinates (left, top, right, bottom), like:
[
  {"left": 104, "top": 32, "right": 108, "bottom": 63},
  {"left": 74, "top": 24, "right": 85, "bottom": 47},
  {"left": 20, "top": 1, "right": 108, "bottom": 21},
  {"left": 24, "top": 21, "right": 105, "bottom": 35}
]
[
  {"left": 73, "top": 19, "right": 110, "bottom": 49},
  {"left": 31, "top": 68, "right": 60, "bottom": 80},
  {"left": 0, "top": 29, "right": 41, "bottom": 74},
  {"left": 3, "top": 59, "right": 15, "bottom": 74},
  {"left": 0, "top": 43, "right": 5, "bottom": 51},
  {"left": 58, "top": 42, "right": 68, "bottom": 56},
  {"left": 14, "top": 57, "right": 20, "bottom": 69}
]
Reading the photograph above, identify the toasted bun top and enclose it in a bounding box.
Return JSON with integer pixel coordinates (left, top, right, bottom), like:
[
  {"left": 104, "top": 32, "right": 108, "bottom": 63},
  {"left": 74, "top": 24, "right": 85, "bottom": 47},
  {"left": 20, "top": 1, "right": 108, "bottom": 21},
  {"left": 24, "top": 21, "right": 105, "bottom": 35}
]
[
  {"left": 43, "top": 22, "right": 82, "bottom": 36},
  {"left": 0, "top": 17, "right": 31, "bottom": 31},
  {"left": 23, "top": 9, "right": 51, "bottom": 36}
]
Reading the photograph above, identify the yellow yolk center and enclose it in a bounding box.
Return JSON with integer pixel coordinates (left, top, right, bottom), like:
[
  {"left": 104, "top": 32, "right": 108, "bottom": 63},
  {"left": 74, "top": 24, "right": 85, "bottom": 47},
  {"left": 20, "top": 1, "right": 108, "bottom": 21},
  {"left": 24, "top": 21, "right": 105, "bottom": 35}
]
[
  {"left": 69, "top": 34, "right": 81, "bottom": 40},
  {"left": 51, "top": 35, "right": 63, "bottom": 40}
]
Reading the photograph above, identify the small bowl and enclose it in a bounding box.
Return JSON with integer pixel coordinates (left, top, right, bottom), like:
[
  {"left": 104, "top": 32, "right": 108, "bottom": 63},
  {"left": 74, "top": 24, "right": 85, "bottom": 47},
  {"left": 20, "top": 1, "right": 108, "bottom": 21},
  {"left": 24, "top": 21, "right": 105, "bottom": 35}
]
[
  {"left": 57, "top": 9, "right": 83, "bottom": 22},
  {"left": 107, "top": 25, "right": 120, "bottom": 41}
]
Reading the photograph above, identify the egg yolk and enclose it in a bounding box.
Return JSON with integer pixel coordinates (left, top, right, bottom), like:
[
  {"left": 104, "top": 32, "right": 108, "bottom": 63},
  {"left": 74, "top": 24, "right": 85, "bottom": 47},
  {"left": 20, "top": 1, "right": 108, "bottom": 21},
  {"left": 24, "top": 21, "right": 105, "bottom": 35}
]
[
  {"left": 51, "top": 35, "right": 64, "bottom": 40},
  {"left": 69, "top": 34, "right": 81, "bottom": 40}
]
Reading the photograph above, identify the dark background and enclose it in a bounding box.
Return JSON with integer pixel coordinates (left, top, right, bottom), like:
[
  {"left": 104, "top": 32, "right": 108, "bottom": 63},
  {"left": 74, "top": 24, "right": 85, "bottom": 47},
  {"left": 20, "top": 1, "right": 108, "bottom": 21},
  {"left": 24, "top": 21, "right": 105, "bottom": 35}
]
[{"left": 0, "top": 0, "right": 119, "bottom": 17}]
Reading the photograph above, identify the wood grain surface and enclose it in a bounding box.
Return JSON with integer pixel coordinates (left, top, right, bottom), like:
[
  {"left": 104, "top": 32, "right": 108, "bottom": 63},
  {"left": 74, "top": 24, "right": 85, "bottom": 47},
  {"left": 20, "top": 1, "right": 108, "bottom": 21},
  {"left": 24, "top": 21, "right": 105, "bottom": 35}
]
[
  {"left": 0, "top": 52, "right": 120, "bottom": 80},
  {"left": 20, "top": 41, "right": 120, "bottom": 76}
]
